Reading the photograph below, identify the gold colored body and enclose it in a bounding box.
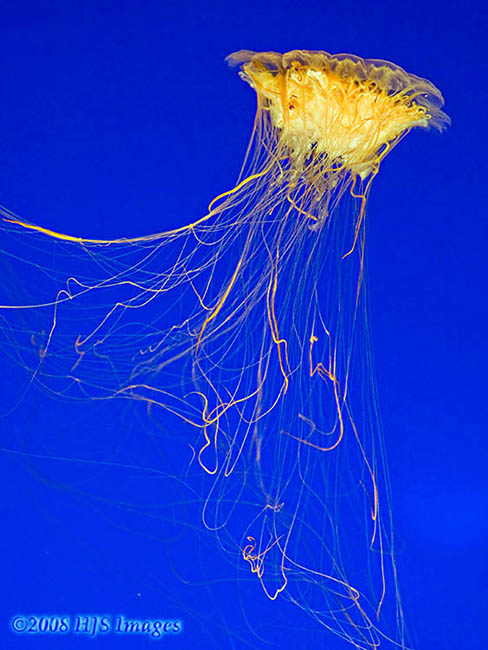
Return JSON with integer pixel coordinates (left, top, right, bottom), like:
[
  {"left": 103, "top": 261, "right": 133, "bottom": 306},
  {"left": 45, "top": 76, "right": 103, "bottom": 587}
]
[{"left": 229, "top": 50, "right": 449, "bottom": 177}]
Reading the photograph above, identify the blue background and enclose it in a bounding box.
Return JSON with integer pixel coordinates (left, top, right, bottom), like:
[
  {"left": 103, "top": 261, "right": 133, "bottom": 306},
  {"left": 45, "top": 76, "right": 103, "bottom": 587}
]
[{"left": 0, "top": 1, "right": 486, "bottom": 649}]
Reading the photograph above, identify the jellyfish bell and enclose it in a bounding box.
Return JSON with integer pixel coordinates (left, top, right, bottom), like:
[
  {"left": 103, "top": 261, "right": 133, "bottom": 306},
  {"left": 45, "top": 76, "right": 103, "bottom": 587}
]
[{"left": 228, "top": 49, "right": 449, "bottom": 181}]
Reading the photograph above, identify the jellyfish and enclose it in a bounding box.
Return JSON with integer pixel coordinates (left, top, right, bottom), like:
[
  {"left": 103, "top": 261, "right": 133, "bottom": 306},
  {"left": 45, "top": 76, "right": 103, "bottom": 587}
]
[{"left": 0, "top": 49, "right": 449, "bottom": 648}]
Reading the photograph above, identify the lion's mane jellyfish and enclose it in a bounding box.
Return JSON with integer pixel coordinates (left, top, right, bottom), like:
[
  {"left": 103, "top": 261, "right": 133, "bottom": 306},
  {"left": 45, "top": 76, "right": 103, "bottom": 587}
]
[{"left": 0, "top": 50, "right": 449, "bottom": 648}]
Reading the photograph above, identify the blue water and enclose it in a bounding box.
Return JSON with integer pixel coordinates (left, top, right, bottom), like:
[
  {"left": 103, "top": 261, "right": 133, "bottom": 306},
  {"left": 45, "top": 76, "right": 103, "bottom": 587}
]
[{"left": 1, "top": 1, "right": 486, "bottom": 649}]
